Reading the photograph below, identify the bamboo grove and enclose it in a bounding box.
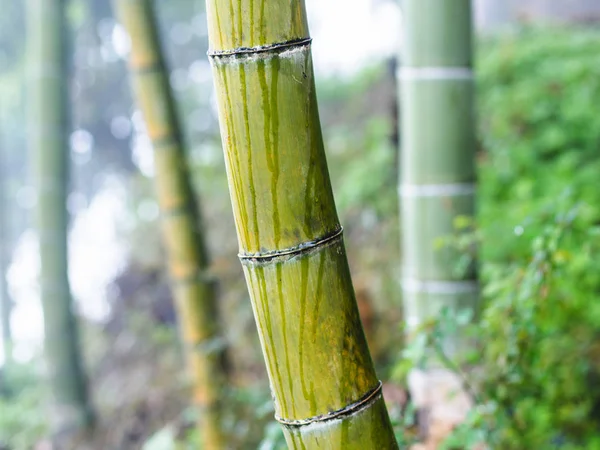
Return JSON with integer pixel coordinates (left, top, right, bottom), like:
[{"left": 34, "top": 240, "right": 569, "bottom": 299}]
[
  {"left": 5, "top": 0, "right": 486, "bottom": 447},
  {"left": 205, "top": 0, "right": 398, "bottom": 447},
  {"left": 114, "top": 0, "right": 227, "bottom": 447}
]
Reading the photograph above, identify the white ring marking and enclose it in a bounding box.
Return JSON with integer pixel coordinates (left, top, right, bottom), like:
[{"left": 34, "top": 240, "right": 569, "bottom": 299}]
[
  {"left": 402, "top": 278, "right": 479, "bottom": 294},
  {"left": 399, "top": 183, "right": 476, "bottom": 197},
  {"left": 399, "top": 67, "right": 473, "bottom": 81}
]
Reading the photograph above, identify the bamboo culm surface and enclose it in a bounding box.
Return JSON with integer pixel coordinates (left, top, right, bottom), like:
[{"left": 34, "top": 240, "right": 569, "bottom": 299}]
[
  {"left": 399, "top": 0, "right": 478, "bottom": 343},
  {"left": 28, "top": 0, "right": 93, "bottom": 432},
  {"left": 114, "top": 0, "right": 227, "bottom": 448},
  {"left": 206, "top": 0, "right": 398, "bottom": 447}
]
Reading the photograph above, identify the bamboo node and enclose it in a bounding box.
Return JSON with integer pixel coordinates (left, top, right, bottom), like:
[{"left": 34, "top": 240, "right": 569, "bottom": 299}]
[
  {"left": 402, "top": 278, "right": 479, "bottom": 294},
  {"left": 132, "top": 60, "right": 165, "bottom": 75},
  {"left": 238, "top": 227, "right": 343, "bottom": 264},
  {"left": 274, "top": 381, "right": 383, "bottom": 427},
  {"left": 189, "top": 336, "right": 228, "bottom": 356},
  {"left": 150, "top": 132, "right": 180, "bottom": 150},
  {"left": 207, "top": 37, "right": 312, "bottom": 58},
  {"left": 399, "top": 67, "right": 473, "bottom": 81},
  {"left": 172, "top": 269, "right": 217, "bottom": 285},
  {"left": 399, "top": 183, "right": 476, "bottom": 198}
]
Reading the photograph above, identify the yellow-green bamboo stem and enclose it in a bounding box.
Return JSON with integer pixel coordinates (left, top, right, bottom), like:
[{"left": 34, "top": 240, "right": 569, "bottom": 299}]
[
  {"left": 114, "top": 1, "right": 226, "bottom": 447},
  {"left": 399, "top": 0, "right": 478, "bottom": 339},
  {"left": 206, "top": 1, "right": 398, "bottom": 447},
  {"left": 27, "top": 0, "right": 93, "bottom": 432}
]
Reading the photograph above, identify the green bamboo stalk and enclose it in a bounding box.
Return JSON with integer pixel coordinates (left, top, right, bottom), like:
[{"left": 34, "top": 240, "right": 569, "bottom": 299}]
[
  {"left": 27, "top": 0, "right": 93, "bottom": 432},
  {"left": 206, "top": 1, "right": 398, "bottom": 447},
  {"left": 0, "top": 136, "right": 12, "bottom": 363},
  {"left": 114, "top": 1, "right": 226, "bottom": 447},
  {"left": 399, "top": 0, "right": 478, "bottom": 340}
]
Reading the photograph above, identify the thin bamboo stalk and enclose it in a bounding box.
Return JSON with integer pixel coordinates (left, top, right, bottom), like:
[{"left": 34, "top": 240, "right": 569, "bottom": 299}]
[
  {"left": 399, "top": 0, "right": 478, "bottom": 340},
  {"left": 0, "top": 137, "right": 12, "bottom": 363},
  {"left": 114, "top": 1, "right": 226, "bottom": 447},
  {"left": 27, "top": 0, "right": 93, "bottom": 432},
  {"left": 206, "top": 1, "right": 398, "bottom": 447}
]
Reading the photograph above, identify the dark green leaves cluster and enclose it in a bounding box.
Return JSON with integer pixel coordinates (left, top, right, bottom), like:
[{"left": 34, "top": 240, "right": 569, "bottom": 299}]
[
  {"left": 477, "top": 30, "right": 600, "bottom": 447},
  {"left": 478, "top": 27, "right": 600, "bottom": 264}
]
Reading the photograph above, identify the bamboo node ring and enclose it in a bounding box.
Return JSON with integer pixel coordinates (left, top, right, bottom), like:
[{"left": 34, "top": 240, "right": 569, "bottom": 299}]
[
  {"left": 398, "top": 67, "right": 473, "bottom": 80},
  {"left": 274, "top": 381, "right": 383, "bottom": 427},
  {"left": 239, "top": 227, "right": 343, "bottom": 264},
  {"left": 207, "top": 37, "right": 312, "bottom": 58},
  {"left": 402, "top": 278, "right": 479, "bottom": 294},
  {"left": 399, "top": 182, "right": 476, "bottom": 197}
]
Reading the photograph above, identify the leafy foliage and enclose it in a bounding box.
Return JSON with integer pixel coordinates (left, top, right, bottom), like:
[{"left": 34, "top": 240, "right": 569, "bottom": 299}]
[
  {"left": 478, "top": 27, "right": 600, "bottom": 263},
  {"left": 476, "top": 28, "right": 600, "bottom": 447},
  {"left": 0, "top": 362, "right": 49, "bottom": 449}
]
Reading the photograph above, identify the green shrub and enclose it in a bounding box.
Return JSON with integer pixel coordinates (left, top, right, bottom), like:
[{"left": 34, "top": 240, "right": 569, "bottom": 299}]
[
  {"left": 478, "top": 27, "right": 600, "bottom": 264},
  {"left": 477, "top": 28, "right": 600, "bottom": 447}
]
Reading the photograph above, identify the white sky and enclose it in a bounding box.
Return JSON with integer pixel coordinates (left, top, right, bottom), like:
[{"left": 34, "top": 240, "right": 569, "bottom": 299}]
[{"left": 307, "top": 0, "right": 401, "bottom": 75}]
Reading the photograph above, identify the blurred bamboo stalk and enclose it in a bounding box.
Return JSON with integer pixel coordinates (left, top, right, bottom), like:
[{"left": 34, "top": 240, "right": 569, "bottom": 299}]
[
  {"left": 0, "top": 135, "right": 12, "bottom": 363},
  {"left": 206, "top": 0, "right": 398, "bottom": 447},
  {"left": 399, "top": 0, "right": 478, "bottom": 343},
  {"left": 27, "top": 0, "right": 93, "bottom": 433},
  {"left": 114, "top": 1, "right": 227, "bottom": 448}
]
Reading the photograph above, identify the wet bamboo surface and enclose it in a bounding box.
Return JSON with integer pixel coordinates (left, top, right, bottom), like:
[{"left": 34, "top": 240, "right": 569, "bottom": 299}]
[
  {"left": 207, "top": 0, "right": 398, "bottom": 447},
  {"left": 115, "top": 1, "right": 226, "bottom": 447}
]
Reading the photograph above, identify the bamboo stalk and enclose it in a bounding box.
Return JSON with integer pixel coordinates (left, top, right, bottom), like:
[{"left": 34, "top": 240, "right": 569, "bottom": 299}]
[
  {"left": 206, "top": 1, "right": 398, "bottom": 447},
  {"left": 27, "top": 0, "right": 93, "bottom": 432},
  {"left": 399, "top": 0, "right": 478, "bottom": 340},
  {"left": 0, "top": 135, "right": 12, "bottom": 363},
  {"left": 114, "top": 1, "right": 227, "bottom": 447}
]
